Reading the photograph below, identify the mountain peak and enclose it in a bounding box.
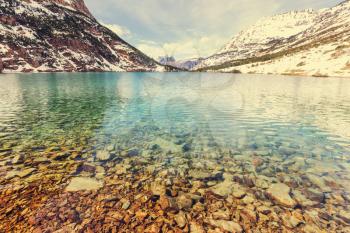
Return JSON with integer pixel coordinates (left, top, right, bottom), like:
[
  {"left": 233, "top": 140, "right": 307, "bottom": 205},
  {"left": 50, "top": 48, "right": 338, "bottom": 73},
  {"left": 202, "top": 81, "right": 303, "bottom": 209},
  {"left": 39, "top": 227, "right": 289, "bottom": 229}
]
[
  {"left": 217, "top": 8, "right": 318, "bottom": 55},
  {"left": 35, "top": 0, "right": 93, "bottom": 17}
]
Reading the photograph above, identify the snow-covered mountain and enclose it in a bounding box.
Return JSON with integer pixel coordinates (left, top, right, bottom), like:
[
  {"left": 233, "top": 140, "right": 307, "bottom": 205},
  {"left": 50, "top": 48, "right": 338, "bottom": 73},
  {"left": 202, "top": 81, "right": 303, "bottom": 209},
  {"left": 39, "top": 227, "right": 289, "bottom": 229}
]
[
  {"left": 0, "top": 0, "right": 168, "bottom": 73},
  {"left": 158, "top": 55, "right": 203, "bottom": 70},
  {"left": 158, "top": 56, "right": 176, "bottom": 66},
  {"left": 195, "top": 0, "right": 350, "bottom": 77}
]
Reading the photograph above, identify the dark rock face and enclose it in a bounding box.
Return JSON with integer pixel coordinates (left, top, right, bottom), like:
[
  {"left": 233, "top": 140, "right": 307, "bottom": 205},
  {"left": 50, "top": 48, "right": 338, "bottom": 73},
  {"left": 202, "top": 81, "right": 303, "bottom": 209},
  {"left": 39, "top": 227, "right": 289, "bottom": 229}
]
[
  {"left": 0, "top": 0, "right": 165, "bottom": 72},
  {"left": 0, "top": 58, "right": 3, "bottom": 73}
]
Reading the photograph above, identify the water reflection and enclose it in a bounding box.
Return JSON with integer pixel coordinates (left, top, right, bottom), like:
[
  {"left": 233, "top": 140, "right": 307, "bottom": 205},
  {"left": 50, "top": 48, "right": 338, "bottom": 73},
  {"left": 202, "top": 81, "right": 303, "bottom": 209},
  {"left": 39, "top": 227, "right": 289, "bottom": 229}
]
[{"left": 0, "top": 72, "right": 349, "bottom": 152}]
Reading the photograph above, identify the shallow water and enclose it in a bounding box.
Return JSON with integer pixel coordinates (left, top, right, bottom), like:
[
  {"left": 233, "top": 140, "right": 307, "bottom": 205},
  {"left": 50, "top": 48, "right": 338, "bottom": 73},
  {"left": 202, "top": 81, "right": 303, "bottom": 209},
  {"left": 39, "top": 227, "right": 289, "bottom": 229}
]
[{"left": 0, "top": 72, "right": 350, "bottom": 232}]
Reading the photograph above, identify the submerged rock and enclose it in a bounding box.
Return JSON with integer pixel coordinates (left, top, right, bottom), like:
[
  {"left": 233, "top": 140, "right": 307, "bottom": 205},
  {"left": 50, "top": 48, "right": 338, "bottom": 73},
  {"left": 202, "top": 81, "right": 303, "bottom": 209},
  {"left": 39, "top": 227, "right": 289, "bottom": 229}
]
[
  {"left": 338, "top": 210, "right": 350, "bottom": 224},
  {"left": 175, "top": 211, "right": 187, "bottom": 228},
  {"left": 303, "top": 188, "right": 325, "bottom": 203},
  {"left": 182, "top": 143, "right": 192, "bottom": 152},
  {"left": 208, "top": 219, "right": 243, "bottom": 233},
  {"left": 305, "top": 173, "right": 331, "bottom": 192},
  {"left": 190, "top": 221, "right": 205, "bottom": 233},
  {"left": 189, "top": 169, "right": 223, "bottom": 181},
  {"left": 266, "top": 183, "right": 296, "bottom": 208},
  {"left": 281, "top": 213, "right": 304, "bottom": 228},
  {"left": 241, "top": 208, "right": 257, "bottom": 223},
  {"left": 257, "top": 206, "right": 272, "bottom": 215},
  {"left": 65, "top": 177, "right": 103, "bottom": 192},
  {"left": 52, "top": 152, "right": 70, "bottom": 161},
  {"left": 75, "top": 163, "right": 96, "bottom": 174},
  {"left": 242, "top": 195, "right": 255, "bottom": 204},
  {"left": 12, "top": 154, "right": 25, "bottom": 164},
  {"left": 127, "top": 149, "right": 140, "bottom": 157},
  {"left": 210, "top": 181, "right": 234, "bottom": 197},
  {"left": 150, "top": 182, "right": 166, "bottom": 196},
  {"left": 177, "top": 194, "right": 193, "bottom": 210},
  {"left": 18, "top": 168, "right": 36, "bottom": 178},
  {"left": 212, "top": 209, "right": 231, "bottom": 220},
  {"left": 32, "top": 157, "right": 51, "bottom": 165},
  {"left": 96, "top": 150, "right": 112, "bottom": 161},
  {"left": 152, "top": 138, "right": 181, "bottom": 153},
  {"left": 122, "top": 200, "right": 131, "bottom": 210},
  {"left": 292, "top": 190, "right": 316, "bottom": 207}
]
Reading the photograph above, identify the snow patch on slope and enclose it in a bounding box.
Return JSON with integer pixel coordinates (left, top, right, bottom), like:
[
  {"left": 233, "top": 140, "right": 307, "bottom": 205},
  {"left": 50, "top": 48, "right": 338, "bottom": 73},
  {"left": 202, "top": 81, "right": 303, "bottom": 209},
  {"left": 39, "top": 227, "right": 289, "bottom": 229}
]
[
  {"left": 221, "top": 42, "right": 350, "bottom": 77},
  {"left": 220, "top": 9, "right": 318, "bottom": 53}
]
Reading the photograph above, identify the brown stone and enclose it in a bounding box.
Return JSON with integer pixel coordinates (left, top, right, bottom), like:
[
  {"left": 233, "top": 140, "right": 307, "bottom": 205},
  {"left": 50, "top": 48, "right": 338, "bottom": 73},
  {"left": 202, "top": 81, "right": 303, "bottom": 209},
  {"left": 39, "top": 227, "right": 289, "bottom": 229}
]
[
  {"left": 135, "top": 210, "right": 148, "bottom": 221},
  {"left": 177, "top": 195, "right": 193, "bottom": 210},
  {"left": 175, "top": 212, "right": 187, "bottom": 228},
  {"left": 159, "top": 195, "right": 170, "bottom": 209},
  {"left": 190, "top": 222, "right": 205, "bottom": 233}
]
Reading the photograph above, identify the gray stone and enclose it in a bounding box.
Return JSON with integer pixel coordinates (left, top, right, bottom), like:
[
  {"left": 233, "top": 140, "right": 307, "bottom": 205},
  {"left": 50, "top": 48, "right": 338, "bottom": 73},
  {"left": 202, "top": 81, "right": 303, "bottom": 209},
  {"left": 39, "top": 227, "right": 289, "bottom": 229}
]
[
  {"left": 266, "top": 183, "right": 296, "bottom": 208},
  {"left": 96, "top": 150, "right": 112, "bottom": 161},
  {"left": 76, "top": 163, "right": 96, "bottom": 174},
  {"left": 127, "top": 149, "right": 140, "bottom": 157},
  {"left": 65, "top": 177, "right": 103, "bottom": 192},
  {"left": 152, "top": 138, "right": 181, "bottom": 153},
  {"left": 182, "top": 143, "right": 191, "bottom": 152},
  {"left": 279, "top": 147, "right": 296, "bottom": 156},
  {"left": 106, "top": 144, "right": 115, "bottom": 151}
]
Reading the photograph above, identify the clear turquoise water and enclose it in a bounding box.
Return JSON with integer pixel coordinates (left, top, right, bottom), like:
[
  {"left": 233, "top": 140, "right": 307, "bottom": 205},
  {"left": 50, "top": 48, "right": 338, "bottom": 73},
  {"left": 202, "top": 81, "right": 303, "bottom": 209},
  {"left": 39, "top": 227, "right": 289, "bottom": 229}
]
[
  {"left": 1, "top": 72, "right": 349, "bottom": 158},
  {"left": 1, "top": 72, "right": 350, "bottom": 231}
]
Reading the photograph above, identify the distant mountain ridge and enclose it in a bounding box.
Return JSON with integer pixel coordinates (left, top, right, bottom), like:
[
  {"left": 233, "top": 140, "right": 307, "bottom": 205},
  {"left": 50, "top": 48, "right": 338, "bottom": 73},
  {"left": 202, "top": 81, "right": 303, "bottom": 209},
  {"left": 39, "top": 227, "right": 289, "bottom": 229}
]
[
  {"left": 0, "top": 0, "right": 168, "bottom": 73},
  {"left": 195, "top": 0, "right": 350, "bottom": 77},
  {"left": 158, "top": 56, "right": 203, "bottom": 70}
]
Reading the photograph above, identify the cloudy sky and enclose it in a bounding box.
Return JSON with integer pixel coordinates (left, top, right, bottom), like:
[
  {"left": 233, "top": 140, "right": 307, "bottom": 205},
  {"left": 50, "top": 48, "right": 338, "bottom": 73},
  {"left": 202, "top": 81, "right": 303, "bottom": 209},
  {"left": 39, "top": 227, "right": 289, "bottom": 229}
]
[{"left": 85, "top": 0, "right": 342, "bottom": 60}]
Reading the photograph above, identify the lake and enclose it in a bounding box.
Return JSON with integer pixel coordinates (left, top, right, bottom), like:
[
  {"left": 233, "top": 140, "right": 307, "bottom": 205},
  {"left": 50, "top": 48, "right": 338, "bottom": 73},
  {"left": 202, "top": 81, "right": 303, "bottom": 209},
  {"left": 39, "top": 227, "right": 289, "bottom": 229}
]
[{"left": 0, "top": 72, "right": 350, "bottom": 232}]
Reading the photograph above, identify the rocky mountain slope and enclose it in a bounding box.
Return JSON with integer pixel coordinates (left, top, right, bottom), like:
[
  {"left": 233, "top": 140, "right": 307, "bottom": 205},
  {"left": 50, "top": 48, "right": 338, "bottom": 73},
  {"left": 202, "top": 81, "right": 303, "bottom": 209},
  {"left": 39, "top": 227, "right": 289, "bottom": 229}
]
[
  {"left": 195, "top": 0, "right": 350, "bottom": 77},
  {"left": 0, "top": 0, "right": 167, "bottom": 73}
]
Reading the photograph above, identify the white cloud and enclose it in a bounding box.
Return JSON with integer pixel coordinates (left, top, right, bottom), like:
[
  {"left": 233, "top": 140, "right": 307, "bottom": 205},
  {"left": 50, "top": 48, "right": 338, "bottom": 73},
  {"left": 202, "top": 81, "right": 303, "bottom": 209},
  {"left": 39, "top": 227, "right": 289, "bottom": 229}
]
[
  {"left": 101, "top": 22, "right": 131, "bottom": 37},
  {"left": 137, "top": 35, "right": 229, "bottom": 60},
  {"left": 85, "top": 0, "right": 343, "bottom": 59},
  {"left": 98, "top": 0, "right": 282, "bottom": 36}
]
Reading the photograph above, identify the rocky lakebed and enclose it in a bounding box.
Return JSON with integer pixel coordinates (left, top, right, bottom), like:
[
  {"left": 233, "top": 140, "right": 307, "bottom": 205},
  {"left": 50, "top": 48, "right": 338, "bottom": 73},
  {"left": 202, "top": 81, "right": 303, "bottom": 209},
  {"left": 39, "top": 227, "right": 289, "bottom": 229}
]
[{"left": 1, "top": 129, "right": 350, "bottom": 233}]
